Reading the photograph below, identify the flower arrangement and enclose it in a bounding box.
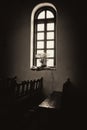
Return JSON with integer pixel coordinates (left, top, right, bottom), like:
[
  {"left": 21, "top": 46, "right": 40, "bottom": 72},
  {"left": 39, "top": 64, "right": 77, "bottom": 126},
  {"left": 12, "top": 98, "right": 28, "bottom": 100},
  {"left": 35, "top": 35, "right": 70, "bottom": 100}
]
[{"left": 36, "top": 52, "right": 47, "bottom": 67}]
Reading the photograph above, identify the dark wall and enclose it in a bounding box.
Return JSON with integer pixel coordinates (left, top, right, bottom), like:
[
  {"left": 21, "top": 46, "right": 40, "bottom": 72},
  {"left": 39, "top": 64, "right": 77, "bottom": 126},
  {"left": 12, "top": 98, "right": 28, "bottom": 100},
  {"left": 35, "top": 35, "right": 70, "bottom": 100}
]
[{"left": 0, "top": 0, "right": 87, "bottom": 95}]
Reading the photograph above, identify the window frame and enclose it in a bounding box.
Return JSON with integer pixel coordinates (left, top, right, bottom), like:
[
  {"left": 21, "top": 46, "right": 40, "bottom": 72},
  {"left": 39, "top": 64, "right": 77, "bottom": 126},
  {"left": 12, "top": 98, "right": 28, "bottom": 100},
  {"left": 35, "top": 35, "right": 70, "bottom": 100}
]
[{"left": 30, "top": 3, "right": 57, "bottom": 70}]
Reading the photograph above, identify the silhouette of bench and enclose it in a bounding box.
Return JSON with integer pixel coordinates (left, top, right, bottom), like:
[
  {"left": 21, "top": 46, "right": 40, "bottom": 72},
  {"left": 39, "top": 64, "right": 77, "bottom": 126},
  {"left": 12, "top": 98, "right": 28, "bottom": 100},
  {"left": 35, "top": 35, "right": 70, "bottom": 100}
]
[{"left": 0, "top": 77, "right": 44, "bottom": 119}]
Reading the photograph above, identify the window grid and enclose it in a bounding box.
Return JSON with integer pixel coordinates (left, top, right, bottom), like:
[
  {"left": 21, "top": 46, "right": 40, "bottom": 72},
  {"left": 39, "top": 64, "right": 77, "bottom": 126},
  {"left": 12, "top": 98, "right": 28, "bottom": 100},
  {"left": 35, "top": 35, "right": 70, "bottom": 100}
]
[{"left": 33, "top": 7, "right": 56, "bottom": 67}]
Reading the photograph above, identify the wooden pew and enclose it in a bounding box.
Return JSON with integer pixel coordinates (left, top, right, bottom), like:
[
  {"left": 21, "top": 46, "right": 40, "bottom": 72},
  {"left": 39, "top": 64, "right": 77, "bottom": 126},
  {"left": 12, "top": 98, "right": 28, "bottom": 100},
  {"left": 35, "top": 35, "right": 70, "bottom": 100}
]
[
  {"left": 8, "top": 77, "right": 43, "bottom": 105},
  {"left": 0, "top": 77, "right": 43, "bottom": 120},
  {"left": 0, "top": 77, "right": 44, "bottom": 129}
]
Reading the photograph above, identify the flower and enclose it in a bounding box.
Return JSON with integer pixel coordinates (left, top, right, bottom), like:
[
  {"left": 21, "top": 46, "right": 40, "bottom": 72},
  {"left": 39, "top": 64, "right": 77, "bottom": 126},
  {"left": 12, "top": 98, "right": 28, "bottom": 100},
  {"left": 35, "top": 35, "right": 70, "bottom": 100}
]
[
  {"left": 35, "top": 52, "right": 47, "bottom": 67},
  {"left": 35, "top": 53, "right": 47, "bottom": 58}
]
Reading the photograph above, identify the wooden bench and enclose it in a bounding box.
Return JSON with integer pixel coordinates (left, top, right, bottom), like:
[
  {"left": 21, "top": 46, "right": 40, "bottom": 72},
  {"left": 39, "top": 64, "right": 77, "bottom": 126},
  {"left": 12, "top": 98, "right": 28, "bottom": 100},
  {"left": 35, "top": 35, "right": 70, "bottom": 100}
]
[{"left": 0, "top": 77, "right": 44, "bottom": 119}]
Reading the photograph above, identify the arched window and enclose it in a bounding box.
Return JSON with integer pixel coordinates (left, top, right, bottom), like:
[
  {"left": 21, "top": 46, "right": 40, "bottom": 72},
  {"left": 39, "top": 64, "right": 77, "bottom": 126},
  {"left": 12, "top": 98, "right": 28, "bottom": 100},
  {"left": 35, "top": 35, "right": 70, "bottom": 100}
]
[{"left": 30, "top": 3, "right": 57, "bottom": 70}]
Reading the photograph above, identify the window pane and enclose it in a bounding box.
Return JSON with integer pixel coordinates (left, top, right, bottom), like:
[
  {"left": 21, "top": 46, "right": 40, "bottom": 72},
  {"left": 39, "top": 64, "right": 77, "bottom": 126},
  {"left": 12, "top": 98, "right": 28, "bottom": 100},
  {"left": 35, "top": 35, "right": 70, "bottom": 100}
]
[
  {"left": 37, "top": 59, "right": 41, "bottom": 67},
  {"left": 47, "top": 32, "right": 54, "bottom": 39},
  {"left": 46, "top": 11, "right": 54, "bottom": 18},
  {"left": 47, "top": 23, "right": 54, "bottom": 31},
  {"left": 37, "top": 41, "right": 44, "bottom": 49},
  {"left": 47, "top": 41, "right": 54, "bottom": 48},
  {"left": 38, "top": 11, "right": 45, "bottom": 19},
  {"left": 37, "top": 50, "right": 44, "bottom": 56},
  {"left": 37, "top": 33, "right": 44, "bottom": 40},
  {"left": 47, "top": 59, "right": 54, "bottom": 66},
  {"left": 37, "top": 24, "right": 44, "bottom": 31},
  {"left": 47, "top": 50, "right": 54, "bottom": 57}
]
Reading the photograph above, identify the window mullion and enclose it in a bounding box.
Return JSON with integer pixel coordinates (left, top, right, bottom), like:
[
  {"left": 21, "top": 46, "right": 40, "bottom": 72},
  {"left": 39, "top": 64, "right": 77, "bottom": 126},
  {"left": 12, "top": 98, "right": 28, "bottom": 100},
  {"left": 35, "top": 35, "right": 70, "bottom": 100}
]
[
  {"left": 54, "top": 18, "right": 56, "bottom": 66},
  {"left": 33, "top": 21, "right": 37, "bottom": 66},
  {"left": 44, "top": 10, "right": 47, "bottom": 54}
]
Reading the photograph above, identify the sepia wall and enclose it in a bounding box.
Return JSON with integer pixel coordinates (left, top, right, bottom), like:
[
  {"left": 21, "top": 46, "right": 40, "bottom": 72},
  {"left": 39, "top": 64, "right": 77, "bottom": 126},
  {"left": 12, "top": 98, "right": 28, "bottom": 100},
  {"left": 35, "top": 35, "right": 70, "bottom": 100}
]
[{"left": 0, "top": 0, "right": 86, "bottom": 95}]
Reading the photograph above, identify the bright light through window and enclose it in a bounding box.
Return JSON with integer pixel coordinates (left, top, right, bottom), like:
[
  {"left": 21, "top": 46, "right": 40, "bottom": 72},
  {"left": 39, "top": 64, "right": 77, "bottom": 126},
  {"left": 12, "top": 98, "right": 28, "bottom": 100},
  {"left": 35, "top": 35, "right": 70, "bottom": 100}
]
[
  {"left": 47, "top": 32, "right": 54, "bottom": 39},
  {"left": 38, "top": 11, "right": 45, "bottom": 19},
  {"left": 30, "top": 3, "right": 57, "bottom": 69},
  {"left": 37, "top": 41, "right": 44, "bottom": 48},
  {"left": 47, "top": 41, "right": 54, "bottom": 48},
  {"left": 37, "top": 33, "right": 44, "bottom": 40},
  {"left": 37, "top": 50, "right": 44, "bottom": 55},
  {"left": 47, "top": 59, "right": 54, "bottom": 66},
  {"left": 47, "top": 23, "right": 54, "bottom": 30},
  {"left": 37, "top": 24, "right": 44, "bottom": 31},
  {"left": 47, "top": 50, "right": 54, "bottom": 57},
  {"left": 46, "top": 11, "right": 54, "bottom": 18}
]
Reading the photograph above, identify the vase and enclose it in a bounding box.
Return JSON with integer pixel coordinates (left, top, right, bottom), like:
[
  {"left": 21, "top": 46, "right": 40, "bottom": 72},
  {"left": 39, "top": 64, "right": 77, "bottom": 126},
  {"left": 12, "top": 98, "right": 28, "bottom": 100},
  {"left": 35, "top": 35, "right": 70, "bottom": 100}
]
[{"left": 41, "top": 64, "right": 46, "bottom": 68}]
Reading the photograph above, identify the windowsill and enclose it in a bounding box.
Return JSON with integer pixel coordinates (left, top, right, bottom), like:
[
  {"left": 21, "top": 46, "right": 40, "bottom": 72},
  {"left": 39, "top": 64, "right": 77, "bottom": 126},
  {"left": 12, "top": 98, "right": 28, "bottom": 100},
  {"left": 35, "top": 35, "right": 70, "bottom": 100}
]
[{"left": 31, "top": 66, "right": 56, "bottom": 71}]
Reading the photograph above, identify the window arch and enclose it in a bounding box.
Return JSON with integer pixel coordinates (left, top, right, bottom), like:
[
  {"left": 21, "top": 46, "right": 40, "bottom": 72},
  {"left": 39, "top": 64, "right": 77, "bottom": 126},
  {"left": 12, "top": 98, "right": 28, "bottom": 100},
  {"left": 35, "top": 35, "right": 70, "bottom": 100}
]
[{"left": 30, "top": 3, "right": 57, "bottom": 70}]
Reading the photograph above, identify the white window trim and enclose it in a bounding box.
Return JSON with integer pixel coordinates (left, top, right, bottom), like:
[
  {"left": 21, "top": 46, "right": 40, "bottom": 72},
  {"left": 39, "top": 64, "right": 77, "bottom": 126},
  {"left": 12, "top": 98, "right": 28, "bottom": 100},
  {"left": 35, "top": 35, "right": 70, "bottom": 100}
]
[{"left": 30, "top": 2, "right": 57, "bottom": 69}]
